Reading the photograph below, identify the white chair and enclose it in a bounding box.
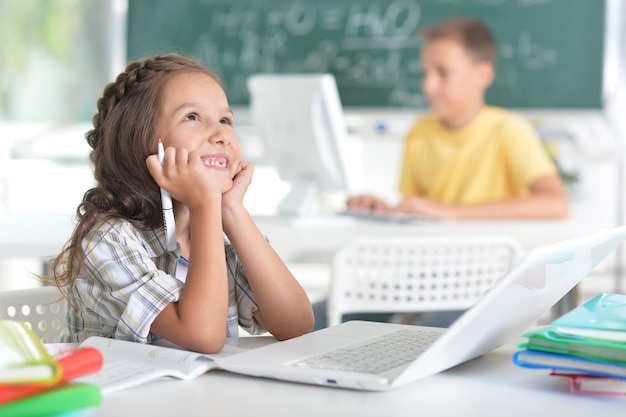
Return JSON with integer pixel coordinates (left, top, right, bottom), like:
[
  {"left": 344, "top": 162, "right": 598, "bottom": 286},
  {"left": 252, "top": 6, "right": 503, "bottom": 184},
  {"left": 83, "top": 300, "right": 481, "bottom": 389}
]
[
  {"left": 327, "top": 236, "right": 523, "bottom": 326},
  {"left": 0, "top": 286, "right": 67, "bottom": 343}
]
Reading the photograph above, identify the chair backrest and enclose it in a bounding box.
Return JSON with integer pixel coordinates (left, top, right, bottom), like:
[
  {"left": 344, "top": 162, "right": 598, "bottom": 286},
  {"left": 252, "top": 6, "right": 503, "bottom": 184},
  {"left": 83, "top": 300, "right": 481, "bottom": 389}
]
[
  {"left": 0, "top": 286, "right": 68, "bottom": 343},
  {"left": 327, "top": 235, "right": 523, "bottom": 326}
]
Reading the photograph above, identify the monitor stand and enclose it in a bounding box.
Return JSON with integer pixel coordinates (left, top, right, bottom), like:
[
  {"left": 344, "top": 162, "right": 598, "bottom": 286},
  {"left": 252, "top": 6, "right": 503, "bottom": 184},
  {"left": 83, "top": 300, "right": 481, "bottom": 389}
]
[{"left": 277, "top": 178, "right": 319, "bottom": 217}]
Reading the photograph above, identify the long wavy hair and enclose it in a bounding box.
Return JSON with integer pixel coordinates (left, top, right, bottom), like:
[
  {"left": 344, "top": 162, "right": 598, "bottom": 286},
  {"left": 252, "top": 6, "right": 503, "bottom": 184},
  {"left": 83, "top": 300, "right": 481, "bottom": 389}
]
[{"left": 48, "top": 54, "right": 221, "bottom": 292}]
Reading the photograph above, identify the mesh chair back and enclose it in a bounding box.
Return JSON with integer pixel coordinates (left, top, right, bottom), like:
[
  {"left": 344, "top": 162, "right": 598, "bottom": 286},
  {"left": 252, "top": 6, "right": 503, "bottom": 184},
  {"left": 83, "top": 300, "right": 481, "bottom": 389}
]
[
  {"left": 0, "top": 286, "right": 67, "bottom": 343},
  {"left": 328, "top": 236, "right": 523, "bottom": 326}
]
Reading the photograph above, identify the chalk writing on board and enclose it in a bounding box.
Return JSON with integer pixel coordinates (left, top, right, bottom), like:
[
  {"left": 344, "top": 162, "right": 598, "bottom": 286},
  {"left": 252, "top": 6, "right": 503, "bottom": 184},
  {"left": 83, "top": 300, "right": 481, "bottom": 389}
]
[
  {"left": 191, "top": 1, "right": 426, "bottom": 106},
  {"left": 127, "top": 0, "right": 605, "bottom": 108}
]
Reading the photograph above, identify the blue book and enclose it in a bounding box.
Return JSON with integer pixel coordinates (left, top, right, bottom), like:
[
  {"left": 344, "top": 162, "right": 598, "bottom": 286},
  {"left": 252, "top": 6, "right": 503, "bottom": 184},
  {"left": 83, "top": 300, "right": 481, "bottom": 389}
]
[
  {"left": 513, "top": 349, "right": 626, "bottom": 380},
  {"left": 550, "top": 293, "right": 626, "bottom": 341}
]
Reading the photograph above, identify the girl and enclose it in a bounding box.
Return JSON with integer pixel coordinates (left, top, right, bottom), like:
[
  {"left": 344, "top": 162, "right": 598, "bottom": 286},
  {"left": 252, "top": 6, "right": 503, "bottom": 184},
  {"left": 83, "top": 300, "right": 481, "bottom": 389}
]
[{"left": 49, "top": 54, "right": 314, "bottom": 353}]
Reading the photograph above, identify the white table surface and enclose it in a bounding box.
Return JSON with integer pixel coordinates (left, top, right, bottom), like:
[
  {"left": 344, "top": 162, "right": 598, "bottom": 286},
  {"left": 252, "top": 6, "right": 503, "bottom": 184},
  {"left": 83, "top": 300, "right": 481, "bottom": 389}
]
[
  {"left": 0, "top": 207, "right": 619, "bottom": 300},
  {"left": 253, "top": 213, "right": 611, "bottom": 264},
  {"left": 83, "top": 341, "right": 625, "bottom": 417},
  {"left": 0, "top": 203, "right": 615, "bottom": 261}
]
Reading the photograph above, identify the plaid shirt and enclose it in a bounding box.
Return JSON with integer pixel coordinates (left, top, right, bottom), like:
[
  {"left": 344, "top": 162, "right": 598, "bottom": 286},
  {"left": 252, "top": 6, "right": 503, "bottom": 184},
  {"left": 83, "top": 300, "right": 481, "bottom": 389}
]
[{"left": 62, "top": 218, "right": 264, "bottom": 343}]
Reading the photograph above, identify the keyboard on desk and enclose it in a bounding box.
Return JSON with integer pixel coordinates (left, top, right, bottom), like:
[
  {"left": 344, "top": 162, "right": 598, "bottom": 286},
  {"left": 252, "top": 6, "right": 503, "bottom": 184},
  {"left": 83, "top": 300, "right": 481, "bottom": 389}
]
[
  {"left": 292, "top": 329, "right": 441, "bottom": 375},
  {"left": 341, "top": 210, "right": 433, "bottom": 224}
]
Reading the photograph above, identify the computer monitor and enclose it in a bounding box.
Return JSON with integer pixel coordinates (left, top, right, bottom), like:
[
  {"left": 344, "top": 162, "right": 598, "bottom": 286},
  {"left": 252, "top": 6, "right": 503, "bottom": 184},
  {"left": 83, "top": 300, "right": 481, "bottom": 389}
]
[{"left": 247, "top": 74, "right": 353, "bottom": 216}]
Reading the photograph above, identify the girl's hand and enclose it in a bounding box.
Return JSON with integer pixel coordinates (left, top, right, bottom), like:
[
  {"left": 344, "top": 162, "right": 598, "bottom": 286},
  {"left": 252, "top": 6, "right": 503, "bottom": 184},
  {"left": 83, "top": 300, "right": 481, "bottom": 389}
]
[
  {"left": 221, "top": 161, "right": 253, "bottom": 210},
  {"left": 146, "top": 147, "right": 222, "bottom": 210}
]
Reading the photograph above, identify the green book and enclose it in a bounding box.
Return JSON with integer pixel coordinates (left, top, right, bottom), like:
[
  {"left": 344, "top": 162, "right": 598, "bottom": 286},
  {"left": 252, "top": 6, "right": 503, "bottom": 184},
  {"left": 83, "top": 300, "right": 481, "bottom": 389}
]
[
  {"left": 519, "top": 326, "right": 626, "bottom": 363},
  {"left": 0, "top": 383, "right": 101, "bottom": 417}
]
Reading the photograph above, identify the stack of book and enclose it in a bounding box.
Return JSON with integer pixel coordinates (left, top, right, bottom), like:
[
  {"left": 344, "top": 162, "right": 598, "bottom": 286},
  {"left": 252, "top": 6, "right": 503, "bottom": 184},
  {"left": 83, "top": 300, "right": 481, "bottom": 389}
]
[
  {"left": 513, "top": 292, "right": 626, "bottom": 396},
  {"left": 0, "top": 320, "right": 103, "bottom": 416}
]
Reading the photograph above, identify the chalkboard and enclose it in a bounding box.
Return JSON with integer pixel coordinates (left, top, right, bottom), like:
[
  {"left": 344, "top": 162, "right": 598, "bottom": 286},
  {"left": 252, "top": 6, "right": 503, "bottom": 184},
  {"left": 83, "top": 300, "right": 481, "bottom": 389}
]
[{"left": 127, "top": 0, "right": 605, "bottom": 109}]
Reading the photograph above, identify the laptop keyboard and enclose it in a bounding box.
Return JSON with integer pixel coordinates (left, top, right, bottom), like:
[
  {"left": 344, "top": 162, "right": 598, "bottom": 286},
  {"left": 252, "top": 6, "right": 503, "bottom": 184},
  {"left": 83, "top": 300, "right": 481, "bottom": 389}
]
[{"left": 293, "top": 329, "right": 441, "bottom": 375}]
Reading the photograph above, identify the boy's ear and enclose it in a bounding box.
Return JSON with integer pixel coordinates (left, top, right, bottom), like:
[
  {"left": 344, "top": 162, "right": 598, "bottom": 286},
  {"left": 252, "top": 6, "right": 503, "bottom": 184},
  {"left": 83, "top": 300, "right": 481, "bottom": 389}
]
[{"left": 476, "top": 61, "right": 495, "bottom": 90}]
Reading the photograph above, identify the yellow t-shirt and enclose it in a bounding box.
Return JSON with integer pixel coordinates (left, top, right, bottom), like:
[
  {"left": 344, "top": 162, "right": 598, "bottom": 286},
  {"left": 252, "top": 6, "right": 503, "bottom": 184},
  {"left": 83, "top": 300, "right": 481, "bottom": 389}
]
[{"left": 397, "top": 106, "right": 557, "bottom": 204}]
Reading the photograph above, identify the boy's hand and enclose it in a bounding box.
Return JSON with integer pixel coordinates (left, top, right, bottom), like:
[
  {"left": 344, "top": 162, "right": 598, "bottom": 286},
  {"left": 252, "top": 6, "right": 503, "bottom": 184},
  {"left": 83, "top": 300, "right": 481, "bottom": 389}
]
[{"left": 346, "top": 194, "right": 389, "bottom": 212}]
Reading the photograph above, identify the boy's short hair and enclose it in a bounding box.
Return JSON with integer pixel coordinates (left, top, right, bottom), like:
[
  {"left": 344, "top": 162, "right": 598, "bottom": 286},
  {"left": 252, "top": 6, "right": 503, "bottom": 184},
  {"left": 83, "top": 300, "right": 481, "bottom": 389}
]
[{"left": 419, "top": 17, "right": 497, "bottom": 66}]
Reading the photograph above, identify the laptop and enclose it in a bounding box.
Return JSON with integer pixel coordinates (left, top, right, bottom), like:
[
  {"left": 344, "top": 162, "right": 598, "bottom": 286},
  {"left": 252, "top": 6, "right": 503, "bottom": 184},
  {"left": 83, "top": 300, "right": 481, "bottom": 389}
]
[{"left": 217, "top": 225, "right": 626, "bottom": 391}]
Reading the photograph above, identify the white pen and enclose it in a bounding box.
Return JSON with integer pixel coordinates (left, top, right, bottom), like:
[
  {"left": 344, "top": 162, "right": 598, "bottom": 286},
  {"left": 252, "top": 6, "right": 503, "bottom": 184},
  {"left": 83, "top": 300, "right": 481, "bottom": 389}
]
[
  {"left": 158, "top": 139, "right": 177, "bottom": 250},
  {"left": 158, "top": 140, "right": 172, "bottom": 210}
]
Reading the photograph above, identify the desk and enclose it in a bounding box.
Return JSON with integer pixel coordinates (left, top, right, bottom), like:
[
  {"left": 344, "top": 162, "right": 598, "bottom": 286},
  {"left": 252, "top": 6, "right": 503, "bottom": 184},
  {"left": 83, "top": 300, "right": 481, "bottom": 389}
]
[
  {"left": 0, "top": 207, "right": 620, "bottom": 301},
  {"left": 0, "top": 179, "right": 616, "bottom": 260},
  {"left": 256, "top": 209, "right": 618, "bottom": 317},
  {"left": 254, "top": 209, "right": 620, "bottom": 306},
  {"left": 254, "top": 213, "right": 612, "bottom": 264},
  {"left": 87, "top": 341, "right": 624, "bottom": 417}
]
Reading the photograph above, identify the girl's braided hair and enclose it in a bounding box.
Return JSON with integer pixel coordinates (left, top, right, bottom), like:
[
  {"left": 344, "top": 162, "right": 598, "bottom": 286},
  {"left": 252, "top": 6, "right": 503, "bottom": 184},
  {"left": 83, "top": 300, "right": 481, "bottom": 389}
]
[{"left": 48, "top": 53, "right": 221, "bottom": 290}]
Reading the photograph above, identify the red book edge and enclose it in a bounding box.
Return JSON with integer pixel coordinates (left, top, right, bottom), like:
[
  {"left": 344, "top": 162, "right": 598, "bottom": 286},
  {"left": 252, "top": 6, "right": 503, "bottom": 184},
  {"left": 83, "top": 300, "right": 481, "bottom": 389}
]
[
  {"left": 550, "top": 370, "right": 626, "bottom": 397},
  {"left": 0, "top": 347, "right": 103, "bottom": 405}
]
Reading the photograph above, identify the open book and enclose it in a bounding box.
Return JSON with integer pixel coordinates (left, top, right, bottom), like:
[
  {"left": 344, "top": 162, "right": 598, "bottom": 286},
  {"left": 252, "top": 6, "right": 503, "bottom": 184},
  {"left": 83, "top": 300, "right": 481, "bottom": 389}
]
[{"left": 65, "top": 336, "right": 275, "bottom": 394}]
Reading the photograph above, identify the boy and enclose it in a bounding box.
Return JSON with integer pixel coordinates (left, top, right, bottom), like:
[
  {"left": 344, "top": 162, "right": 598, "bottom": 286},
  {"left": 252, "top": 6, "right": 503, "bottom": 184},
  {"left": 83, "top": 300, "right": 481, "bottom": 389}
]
[{"left": 347, "top": 17, "right": 569, "bottom": 220}]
